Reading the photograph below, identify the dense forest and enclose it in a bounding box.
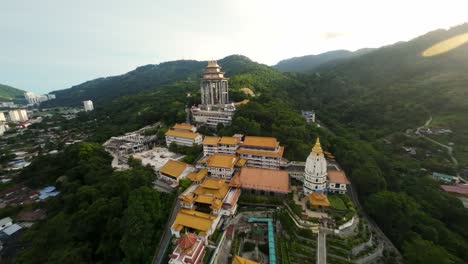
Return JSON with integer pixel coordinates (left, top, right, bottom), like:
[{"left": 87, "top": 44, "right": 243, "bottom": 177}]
[
  {"left": 0, "top": 83, "right": 24, "bottom": 101},
  {"left": 12, "top": 23, "right": 468, "bottom": 263},
  {"left": 13, "top": 143, "right": 174, "bottom": 263}
]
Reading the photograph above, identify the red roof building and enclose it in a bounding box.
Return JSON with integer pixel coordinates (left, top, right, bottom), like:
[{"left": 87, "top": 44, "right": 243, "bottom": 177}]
[
  {"left": 230, "top": 167, "right": 289, "bottom": 194},
  {"left": 169, "top": 233, "right": 206, "bottom": 264}
]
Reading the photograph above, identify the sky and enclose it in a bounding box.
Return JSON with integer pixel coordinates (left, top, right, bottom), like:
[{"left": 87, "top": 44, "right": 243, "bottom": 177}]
[{"left": 1, "top": 0, "right": 467, "bottom": 94}]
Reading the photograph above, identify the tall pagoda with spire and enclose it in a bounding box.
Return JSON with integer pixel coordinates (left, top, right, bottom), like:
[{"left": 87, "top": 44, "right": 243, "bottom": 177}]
[
  {"left": 191, "top": 60, "right": 236, "bottom": 127},
  {"left": 303, "top": 137, "right": 328, "bottom": 194}
]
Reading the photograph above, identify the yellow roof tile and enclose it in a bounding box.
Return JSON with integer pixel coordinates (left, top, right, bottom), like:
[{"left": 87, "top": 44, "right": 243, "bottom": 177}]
[
  {"left": 172, "top": 209, "right": 216, "bottom": 233},
  {"left": 160, "top": 160, "right": 190, "bottom": 178},
  {"left": 242, "top": 136, "right": 279, "bottom": 149},
  {"left": 219, "top": 136, "right": 239, "bottom": 145},
  {"left": 237, "top": 146, "right": 284, "bottom": 157},
  {"left": 203, "top": 136, "right": 220, "bottom": 145},
  {"left": 308, "top": 193, "right": 330, "bottom": 207},
  {"left": 207, "top": 154, "right": 238, "bottom": 168},
  {"left": 165, "top": 129, "right": 201, "bottom": 139},
  {"left": 187, "top": 169, "right": 208, "bottom": 182},
  {"left": 232, "top": 255, "right": 259, "bottom": 264}
]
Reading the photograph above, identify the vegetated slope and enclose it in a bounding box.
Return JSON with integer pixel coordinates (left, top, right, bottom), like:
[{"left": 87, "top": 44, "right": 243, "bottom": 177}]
[
  {"left": 273, "top": 49, "right": 374, "bottom": 73},
  {"left": 45, "top": 55, "right": 286, "bottom": 107},
  {"left": 0, "top": 83, "right": 24, "bottom": 101},
  {"left": 283, "top": 23, "right": 468, "bottom": 263},
  {"left": 291, "top": 23, "right": 468, "bottom": 166}
]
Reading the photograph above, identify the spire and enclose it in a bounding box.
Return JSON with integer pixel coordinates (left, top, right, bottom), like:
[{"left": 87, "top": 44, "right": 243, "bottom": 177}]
[{"left": 312, "top": 137, "right": 323, "bottom": 154}]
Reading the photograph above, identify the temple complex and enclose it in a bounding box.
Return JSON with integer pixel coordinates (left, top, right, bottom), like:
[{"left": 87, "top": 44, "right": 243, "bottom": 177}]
[{"left": 191, "top": 61, "right": 236, "bottom": 127}]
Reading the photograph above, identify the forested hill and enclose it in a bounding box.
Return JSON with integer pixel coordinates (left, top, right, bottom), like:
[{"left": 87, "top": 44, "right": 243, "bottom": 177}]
[
  {"left": 0, "top": 83, "right": 24, "bottom": 101},
  {"left": 273, "top": 48, "right": 373, "bottom": 73},
  {"left": 45, "top": 55, "right": 284, "bottom": 107}
]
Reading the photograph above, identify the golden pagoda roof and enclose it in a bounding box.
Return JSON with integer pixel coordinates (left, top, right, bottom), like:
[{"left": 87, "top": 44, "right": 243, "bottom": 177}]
[
  {"left": 196, "top": 178, "right": 230, "bottom": 199},
  {"left": 308, "top": 192, "right": 330, "bottom": 207},
  {"left": 312, "top": 137, "right": 323, "bottom": 154},
  {"left": 160, "top": 160, "right": 191, "bottom": 178},
  {"left": 219, "top": 136, "right": 239, "bottom": 145},
  {"left": 206, "top": 60, "right": 220, "bottom": 68}
]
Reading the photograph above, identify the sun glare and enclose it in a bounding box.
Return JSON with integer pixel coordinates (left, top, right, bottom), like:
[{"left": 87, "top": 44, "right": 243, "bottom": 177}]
[{"left": 422, "top": 32, "right": 468, "bottom": 57}]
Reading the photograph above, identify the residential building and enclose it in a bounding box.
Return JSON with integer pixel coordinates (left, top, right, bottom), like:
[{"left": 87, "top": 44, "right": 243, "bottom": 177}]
[
  {"left": 237, "top": 136, "right": 284, "bottom": 169},
  {"left": 207, "top": 153, "right": 238, "bottom": 179},
  {"left": 169, "top": 233, "right": 206, "bottom": 264},
  {"left": 301, "top": 110, "right": 316, "bottom": 123},
  {"left": 83, "top": 100, "right": 94, "bottom": 111},
  {"left": 191, "top": 61, "right": 236, "bottom": 127},
  {"left": 0, "top": 112, "right": 6, "bottom": 122},
  {"left": 230, "top": 167, "right": 290, "bottom": 195},
  {"left": 7, "top": 110, "right": 27, "bottom": 122},
  {"left": 0, "top": 124, "right": 8, "bottom": 136},
  {"left": 440, "top": 184, "right": 468, "bottom": 197},
  {"left": 159, "top": 160, "right": 194, "bottom": 185},
  {"left": 165, "top": 129, "right": 203, "bottom": 147},
  {"left": 327, "top": 169, "right": 350, "bottom": 194},
  {"left": 202, "top": 136, "right": 241, "bottom": 157},
  {"left": 303, "top": 138, "right": 328, "bottom": 194},
  {"left": 24, "top": 92, "right": 53, "bottom": 105}
]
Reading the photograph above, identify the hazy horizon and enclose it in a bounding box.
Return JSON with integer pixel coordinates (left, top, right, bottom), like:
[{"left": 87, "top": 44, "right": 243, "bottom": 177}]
[{"left": 1, "top": 0, "right": 467, "bottom": 94}]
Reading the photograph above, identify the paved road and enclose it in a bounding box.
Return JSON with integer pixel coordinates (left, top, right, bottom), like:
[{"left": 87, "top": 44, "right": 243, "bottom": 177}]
[
  {"left": 348, "top": 185, "right": 403, "bottom": 263},
  {"left": 152, "top": 200, "right": 180, "bottom": 264},
  {"left": 317, "top": 230, "right": 327, "bottom": 264}
]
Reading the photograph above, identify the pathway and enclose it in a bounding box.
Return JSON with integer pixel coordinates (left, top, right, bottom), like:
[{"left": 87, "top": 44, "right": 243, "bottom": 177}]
[
  {"left": 317, "top": 230, "right": 327, "bottom": 264},
  {"left": 152, "top": 198, "right": 180, "bottom": 264}
]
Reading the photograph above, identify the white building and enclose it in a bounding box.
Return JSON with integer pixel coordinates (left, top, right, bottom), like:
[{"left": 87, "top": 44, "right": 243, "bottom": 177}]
[
  {"left": 202, "top": 136, "right": 241, "bottom": 157},
  {"left": 0, "top": 124, "right": 8, "bottom": 136},
  {"left": 301, "top": 110, "right": 316, "bottom": 123},
  {"left": 83, "top": 100, "right": 94, "bottom": 111},
  {"left": 7, "top": 110, "right": 28, "bottom": 122},
  {"left": 24, "top": 92, "right": 52, "bottom": 105},
  {"left": 18, "top": 109, "right": 28, "bottom": 121},
  {"left": 0, "top": 112, "right": 6, "bottom": 122},
  {"left": 303, "top": 138, "right": 328, "bottom": 194},
  {"left": 207, "top": 153, "right": 238, "bottom": 179},
  {"left": 237, "top": 136, "right": 284, "bottom": 169},
  {"left": 165, "top": 129, "right": 203, "bottom": 147},
  {"left": 0, "top": 217, "right": 13, "bottom": 232}
]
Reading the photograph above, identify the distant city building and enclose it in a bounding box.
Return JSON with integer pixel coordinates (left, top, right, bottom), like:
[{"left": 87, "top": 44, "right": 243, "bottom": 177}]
[
  {"left": 165, "top": 124, "right": 203, "bottom": 147},
  {"left": 0, "top": 112, "right": 6, "bottom": 122},
  {"left": 24, "top": 92, "right": 54, "bottom": 105},
  {"left": 0, "top": 102, "right": 16, "bottom": 108},
  {"left": 191, "top": 61, "right": 236, "bottom": 127},
  {"left": 301, "top": 110, "right": 316, "bottom": 123},
  {"left": 7, "top": 109, "right": 28, "bottom": 122},
  {"left": 0, "top": 124, "right": 8, "bottom": 136},
  {"left": 83, "top": 100, "right": 94, "bottom": 111}
]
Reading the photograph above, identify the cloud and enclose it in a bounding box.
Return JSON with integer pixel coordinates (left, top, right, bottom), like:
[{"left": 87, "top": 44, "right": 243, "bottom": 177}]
[{"left": 321, "top": 32, "right": 348, "bottom": 40}]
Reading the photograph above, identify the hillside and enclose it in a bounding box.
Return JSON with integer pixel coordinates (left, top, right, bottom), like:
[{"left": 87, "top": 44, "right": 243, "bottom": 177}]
[
  {"left": 289, "top": 23, "right": 468, "bottom": 167},
  {"left": 273, "top": 49, "right": 373, "bottom": 73},
  {"left": 0, "top": 83, "right": 24, "bottom": 101},
  {"left": 45, "top": 55, "right": 286, "bottom": 107}
]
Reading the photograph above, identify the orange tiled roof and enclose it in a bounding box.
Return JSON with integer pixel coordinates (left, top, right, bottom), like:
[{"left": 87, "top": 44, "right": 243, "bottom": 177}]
[
  {"left": 237, "top": 146, "right": 284, "bottom": 157},
  {"left": 230, "top": 167, "right": 289, "bottom": 193},
  {"left": 241, "top": 136, "right": 279, "bottom": 149},
  {"left": 177, "top": 233, "right": 198, "bottom": 249},
  {"left": 327, "top": 169, "right": 350, "bottom": 184},
  {"left": 308, "top": 193, "right": 330, "bottom": 207},
  {"left": 165, "top": 129, "right": 200, "bottom": 139},
  {"left": 219, "top": 136, "right": 239, "bottom": 145},
  {"left": 207, "top": 154, "right": 238, "bottom": 168},
  {"left": 160, "top": 160, "right": 190, "bottom": 178},
  {"left": 203, "top": 136, "right": 220, "bottom": 145},
  {"left": 173, "top": 123, "right": 195, "bottom": 131}
]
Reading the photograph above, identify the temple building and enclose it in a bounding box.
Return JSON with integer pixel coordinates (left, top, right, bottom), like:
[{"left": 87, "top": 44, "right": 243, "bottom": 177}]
[
  {"left": 159, "top": 160, "right": 194, "bottom": 185},
  {"left": 230, "top": 167, "right": 290, "bottom": 196},
  {"left": 191, "top": 61, "right": 236, "bottom": 127},
  {"left": 202, "top": 135, "right": 242, "bottom": 157},
  {"left": 237, "top": 136, "right": 285, "bottom": 169},
  {"left": 303, "top": 138, "right": 328, "bottom": 194},
  {"left": 169, "top": 233, "right": 206, "bottom": 264},
  {"left": 206, "top": 153, "right": 239, "bottom": 179},
  {"left": 165, "top": 124, "right": 203, "bottom": 147},
  {"left": 302, "top": 137, "right": 351, "bottom": 194},
  {"left": 171, "top": 176, "right": 240, "bottom": 239}
]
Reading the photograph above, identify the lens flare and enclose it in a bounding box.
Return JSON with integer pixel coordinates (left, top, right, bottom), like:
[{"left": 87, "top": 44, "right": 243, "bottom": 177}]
[{"left": 422, "top": 32, "right": 468, "bottom": 57}]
